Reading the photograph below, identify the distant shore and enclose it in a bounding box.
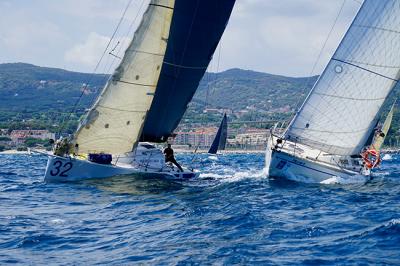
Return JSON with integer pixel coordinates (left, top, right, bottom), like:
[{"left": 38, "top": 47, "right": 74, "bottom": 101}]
[
  {"left": 0, "top": 149, "right": 265, "bottom": 155},
  {"left": 1, "top": 148, "right": 398, "bottom": 155},
  {"left": 0, "top": 149, "right": 49, "bottom": 155}
]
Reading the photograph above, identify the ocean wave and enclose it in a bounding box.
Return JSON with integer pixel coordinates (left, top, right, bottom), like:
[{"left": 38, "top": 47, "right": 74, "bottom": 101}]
[{"left": 320, "top": 174, "right": 369, "bottom": 185}]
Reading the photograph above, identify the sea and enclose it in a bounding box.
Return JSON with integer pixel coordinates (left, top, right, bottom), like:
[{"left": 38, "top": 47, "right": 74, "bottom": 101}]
[{"left": 0, "top": 152, "right": 399, "bottom": 265}]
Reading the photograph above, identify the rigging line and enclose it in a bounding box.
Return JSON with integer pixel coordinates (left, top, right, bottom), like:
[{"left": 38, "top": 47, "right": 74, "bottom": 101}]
[
  {"left": 285, "top": 0, "right": 347, "bottom": 131},
  {"left": 332, "top": 58, "right": 399, "bottom": 82},
  {"left": 57, "top": 0, "right": 135, "bottom": 136},
  {"left": 87, "top": 0, "right": 146, "bottom": 112}
]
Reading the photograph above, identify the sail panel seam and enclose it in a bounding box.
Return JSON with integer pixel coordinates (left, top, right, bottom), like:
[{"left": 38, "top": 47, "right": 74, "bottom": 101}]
[
  {"left": 116, "top": 79, "right": 157, "bottom": 87},
  {"left": 332, "top": 58, "right": 399, "bottom": 82},
  {"left": 126, "top": 49, "right": 164, "bottom": 56},
  {"left": 291, "top": 126, "right": 370, "bottom": 134},
  {"left": 353, "top": 24, "right": 400, "bottom": 35},
  {"left": 314, "top": 92, "right": 386, "bottom": 101},
  {"left": 163, "top": 61, "right": 208, "bottom": 69},
  {"left": 343, "top": 59, "right": 400, "bottom": 69},
  {"left": 98, "top": 105, "right": 148, "bottom": 113},
  {"left": 149, "top": 3, "right": 174, "bottom": 10}
]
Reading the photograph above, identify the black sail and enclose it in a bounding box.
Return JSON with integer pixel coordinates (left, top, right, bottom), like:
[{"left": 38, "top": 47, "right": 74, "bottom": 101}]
[
  {"left": 208, "top": 113, "right": 228, "bottom": 154},
  {"left": 141, "top": 0, "right": 236, "bottom": 142}
]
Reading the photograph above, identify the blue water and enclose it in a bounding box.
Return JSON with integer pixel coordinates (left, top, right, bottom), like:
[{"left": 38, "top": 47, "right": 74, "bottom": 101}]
[{"left": 1, "top": 153, "right": 400, "bottom": 265}]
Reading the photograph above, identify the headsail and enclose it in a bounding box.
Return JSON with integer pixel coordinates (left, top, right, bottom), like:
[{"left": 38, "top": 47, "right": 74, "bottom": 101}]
[
  {"left": 371, "top": 101, "right": 396, "bottom": 151},
  {"left": 285, "top": 1, "right": 400, "bottom": 156},
  {"left": 208, "top": 113, "right": 228, "bottom": 154},
  {"left": 141, "top": 0, "right": 236, "bottom": 142},
  {"left": 73, "top": 0, "right": 175, "bottom": 155}
]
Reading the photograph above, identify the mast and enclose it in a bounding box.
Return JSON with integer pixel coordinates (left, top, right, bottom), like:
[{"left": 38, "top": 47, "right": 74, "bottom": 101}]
[
  {"left": 72, "top": 0, "right": 175, "bottom": 155},
  {"left": 285, "top": 0, "right": 400, "bottom": 156}
]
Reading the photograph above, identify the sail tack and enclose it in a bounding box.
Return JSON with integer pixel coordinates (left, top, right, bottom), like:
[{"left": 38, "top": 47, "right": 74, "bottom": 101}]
[
  {"left": 285, "top": 0, "right": 400, "bottom": 156},
  {"left": 73, "top": 0, "right": 175, "bottom": 155},
  {"left": 208, "top": 113, "right": 228, "bottom": 154},
  {"left": 141, "top": 0, "right": 236, "bottom": 142}
]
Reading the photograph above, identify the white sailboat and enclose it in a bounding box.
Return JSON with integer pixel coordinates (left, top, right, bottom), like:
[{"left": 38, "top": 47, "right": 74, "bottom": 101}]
[
  {"left": 266, "top": 0, "right": 400, "bottom": 183},
  {"left": 44, "top": 0, "right": 236, "bottom": 182}
]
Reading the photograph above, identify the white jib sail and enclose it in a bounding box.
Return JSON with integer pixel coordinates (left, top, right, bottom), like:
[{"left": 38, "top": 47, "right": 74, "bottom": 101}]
[
  {"left": 285, "top": 0, "right": 400, "bottom": 156},
  {"left": 73, "top": 0, "right": 175, "bottom": 155}
]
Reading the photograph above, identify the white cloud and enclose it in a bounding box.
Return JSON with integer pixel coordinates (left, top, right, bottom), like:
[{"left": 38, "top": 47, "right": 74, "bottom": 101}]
[
  {"left": 64, "top": 32, "right": 132, "bottom": 72},
  {"left": 64, "top": 32, "right": 110, "bottom": 67},
  {"left": 0, "top": 0, "right": 362, "bottom": 76},
  {"left": 218, "top": 0, "right": 361, "bottom": 76}
]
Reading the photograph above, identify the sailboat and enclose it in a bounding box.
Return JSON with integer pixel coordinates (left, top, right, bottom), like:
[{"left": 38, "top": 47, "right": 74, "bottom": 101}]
[
  {"left": 266, "top": 0, "right": 400, "bottom": 183},
  {"left": 371, "top": 101, "right": 396, "bottom": 152},
  {"left": 208, "top": 113, "right": 228, "bottom": 154},
  {"left": 44, "top": 0, "right": 236, "bottom": 182}
]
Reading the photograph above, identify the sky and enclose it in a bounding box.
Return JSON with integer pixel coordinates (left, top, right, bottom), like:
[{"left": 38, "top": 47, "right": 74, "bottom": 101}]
[{"left": 0, "top": 0, "right": 362, "bottom": 77}]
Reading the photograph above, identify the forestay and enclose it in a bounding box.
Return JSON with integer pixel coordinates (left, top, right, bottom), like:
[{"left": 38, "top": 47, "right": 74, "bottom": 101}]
[
  {"left": 285, "top": 0, "right": 400, "bottom": 155},
  {"left": 73, "top": 0, "right": 175, "bottom": 155}
]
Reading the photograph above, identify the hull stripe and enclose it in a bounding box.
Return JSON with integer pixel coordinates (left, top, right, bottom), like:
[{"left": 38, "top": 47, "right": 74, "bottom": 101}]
[{"left": 275, "top": 155, "right": 348, "bottom": 177}]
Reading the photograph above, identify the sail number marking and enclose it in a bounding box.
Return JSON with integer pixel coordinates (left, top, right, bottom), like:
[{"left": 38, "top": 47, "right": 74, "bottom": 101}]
[{"left": 50, "top": 160, "right": 73, "bottom": 177}]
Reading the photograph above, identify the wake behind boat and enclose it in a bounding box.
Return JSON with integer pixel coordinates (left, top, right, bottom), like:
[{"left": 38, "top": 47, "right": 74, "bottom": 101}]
[
  {"left": 44, "top": 0, "right": 236, "bottom": 182},
  {"left": 266, "top": 0, "right": 400, "bottom": 183}
]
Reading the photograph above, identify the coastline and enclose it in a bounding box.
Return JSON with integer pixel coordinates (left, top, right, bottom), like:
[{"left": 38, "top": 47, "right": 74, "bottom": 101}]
[{"left": 0, "top": 149, "right": 48, "bottom": 155}]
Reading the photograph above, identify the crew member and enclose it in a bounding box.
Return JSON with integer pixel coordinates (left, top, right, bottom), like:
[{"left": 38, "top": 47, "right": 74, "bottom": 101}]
[{"left": 163, "top": 144, "right": 183, "bottom": 172}]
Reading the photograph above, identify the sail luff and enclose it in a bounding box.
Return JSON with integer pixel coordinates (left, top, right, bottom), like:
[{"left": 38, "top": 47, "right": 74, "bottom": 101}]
[
  {"left": 72, "top": 0, "right": 175, "bottom": 155},
  {"left": 284, "top": 0, "right": 400, "bottom": 156}
]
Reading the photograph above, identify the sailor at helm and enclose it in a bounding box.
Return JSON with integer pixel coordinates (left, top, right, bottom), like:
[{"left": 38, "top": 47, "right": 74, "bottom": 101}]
[{"left": 163, "top": 144, "right": 183, "bottom": 172}]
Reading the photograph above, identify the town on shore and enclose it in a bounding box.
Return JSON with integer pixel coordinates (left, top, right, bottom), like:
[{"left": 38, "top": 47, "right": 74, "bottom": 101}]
[{"left": 0, "top": 126, "right": 270, "bottom": 154}]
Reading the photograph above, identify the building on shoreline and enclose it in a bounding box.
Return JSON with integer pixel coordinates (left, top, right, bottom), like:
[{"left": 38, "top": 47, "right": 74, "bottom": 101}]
[
  {"left": 174, "top": 127, "right": 218, "bottom": 148},
  {"left": 10, "top": 130, "right": 55, "bottom": 145},
  {"left": 173, "top": 127, "right": 270, "bottom": 150}
]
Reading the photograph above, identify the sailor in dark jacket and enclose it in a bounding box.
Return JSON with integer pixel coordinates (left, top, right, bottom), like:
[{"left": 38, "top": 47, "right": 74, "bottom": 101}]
[{"left": 163, "top": 144, "right": 183, "bottom": 172}]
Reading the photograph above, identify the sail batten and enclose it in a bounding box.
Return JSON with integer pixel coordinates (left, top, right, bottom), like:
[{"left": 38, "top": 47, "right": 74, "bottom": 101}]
[{"left": 285, "top": 0, "right": 400, "bottom": 156}]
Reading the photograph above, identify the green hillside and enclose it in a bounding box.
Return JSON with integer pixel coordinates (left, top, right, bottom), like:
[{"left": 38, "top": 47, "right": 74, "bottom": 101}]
[{"left": 0, "top": 63, "right": 398, "bottom": 146}]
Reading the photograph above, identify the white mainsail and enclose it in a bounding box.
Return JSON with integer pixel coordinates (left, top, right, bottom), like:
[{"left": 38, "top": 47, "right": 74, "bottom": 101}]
[
  {"left": 285, "top": 0, "right": 400, "bottom": 156},
  {"left": 73, "top": 0, "right": 175, "bottom": 155}
]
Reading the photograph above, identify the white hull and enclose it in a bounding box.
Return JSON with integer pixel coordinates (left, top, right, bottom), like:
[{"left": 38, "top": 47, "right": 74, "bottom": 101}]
[
  {"left": 44, "top": 143, "right": 199, "bottom": 182},
  {"left": 265, "top": 138, "right": 370, "bottom": 183},
  {"left": 44, "top": 155, "right": 198, "bottom": 182}
]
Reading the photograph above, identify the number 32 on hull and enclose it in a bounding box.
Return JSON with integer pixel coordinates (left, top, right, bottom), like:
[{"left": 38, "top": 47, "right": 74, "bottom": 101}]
[{"left": 44, "top": 155, "right": 136, "bottom": 182}]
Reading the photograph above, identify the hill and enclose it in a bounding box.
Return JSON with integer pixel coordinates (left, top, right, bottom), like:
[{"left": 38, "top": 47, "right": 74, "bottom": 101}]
[{"left": 0, "top": 63, "right": 398, "bottom": 145}]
